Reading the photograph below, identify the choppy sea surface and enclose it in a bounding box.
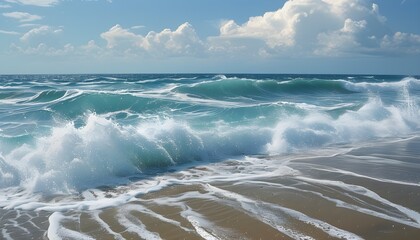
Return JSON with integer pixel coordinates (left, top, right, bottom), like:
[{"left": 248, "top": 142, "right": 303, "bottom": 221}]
[{"left": 0, "top": 74, "right": 419, "bottom": 239}]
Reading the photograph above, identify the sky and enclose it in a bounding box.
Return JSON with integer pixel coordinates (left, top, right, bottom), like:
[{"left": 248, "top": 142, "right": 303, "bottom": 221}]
[{"left": 0, "top": 0, "right": 419, "bottom": 74}]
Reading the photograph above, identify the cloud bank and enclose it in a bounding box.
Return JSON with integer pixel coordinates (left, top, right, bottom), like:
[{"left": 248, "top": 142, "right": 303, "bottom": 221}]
[
  {"left": 7, "top": 0, "right": 420, "bottom": 60},
  {"left": 215, "top": 0, "right": 419, "bottom": 56},
  {"left": 96, "top": 0, "right": 420, "bottom": 58},
  {"left": 100, "top": 22, "right": 203, "bottom": 57}
]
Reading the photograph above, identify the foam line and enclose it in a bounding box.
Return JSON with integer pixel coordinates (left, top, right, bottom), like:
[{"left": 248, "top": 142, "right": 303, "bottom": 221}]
[
  {"left": 296, "top": 176, "right": 420, "bottom": 228},
  {"left": 1, "top": 229, "right": 13, "bottom": 240},
  {"left": 243, "top": 178, "right": 420, "bottom": 230},
  {"left": 12, "top": 220, "right": 31, "bottom": 234},
  {"left": 205, "top": 184, "right": 362, "bottom": 240},
  {"left": 47, "top": 212, "right": 95, "bottom": 240},
  {"left": 122, "top": 204, "right": 190, "bottom": 232},
  {"left": 310, "top": 166, "right": 420, "bottom": 187},
  {"left": 186, "top": 215, "right": 220, "bottom": 240},
  {"left": 90, "top": 211, "right": 125, "bottom": 240},
  {"left": 116, "top": 206, "right": 161, "bottom": 240}
]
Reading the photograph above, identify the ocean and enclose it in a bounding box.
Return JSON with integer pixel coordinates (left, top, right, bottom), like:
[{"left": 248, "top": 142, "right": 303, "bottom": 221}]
[{"left": 0, "top": 74, "right": 419, "bottom": 239}]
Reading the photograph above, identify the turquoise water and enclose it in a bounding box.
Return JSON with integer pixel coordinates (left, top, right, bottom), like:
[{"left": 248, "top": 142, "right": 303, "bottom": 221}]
[
  {"left": 1, "top": 74, "right": 420, "bottom": 239},
  {"left": 0, "top": 74, "right": 419, "bottom": 195}
]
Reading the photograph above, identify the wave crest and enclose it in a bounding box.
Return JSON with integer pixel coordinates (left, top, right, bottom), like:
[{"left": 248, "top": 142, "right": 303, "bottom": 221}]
[{"left": 0, "top": 76, "right": 419, "bottom": 198}]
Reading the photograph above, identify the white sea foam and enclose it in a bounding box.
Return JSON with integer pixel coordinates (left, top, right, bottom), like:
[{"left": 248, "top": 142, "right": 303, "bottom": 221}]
[
  {"left": 48, "top": 212, "right": 95, "bottom": 240},
  {"left": 295, "top": 176, "right": 420, "bottom": 229},
  {"left": 0, "top": 86, "right": 419, "bottom": 199},
  {"left": 267, "top": 96, "right": 419, "bottom": 154},
  {"left": 185, "top": 213, "right": 220, "bottom": 240},
  {"left": 1, "top": 75, "right": 419, "bottom": 239},
  {"left": 212, "top": 74, "right": 228, "bottom": 80},
  {"left": 116, "top": 205, "right": 161, "bottom": 240},
  {"left": 0, "top": 76, "right": 419, "bottom": 227},
  {"left": 205, "top": 184, "right": 363, "bottom": 240},
  {"left": 1, "top": 137, "right": 419, "bottom": 238},
  {"left": 343, "top": 77, "right": 420, "bottom": 93}
]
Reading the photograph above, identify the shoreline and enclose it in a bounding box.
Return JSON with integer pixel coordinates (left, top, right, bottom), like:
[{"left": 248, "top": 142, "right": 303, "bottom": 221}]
[{"left": 2, "top": 136, "right": 420, "bottom": 239}]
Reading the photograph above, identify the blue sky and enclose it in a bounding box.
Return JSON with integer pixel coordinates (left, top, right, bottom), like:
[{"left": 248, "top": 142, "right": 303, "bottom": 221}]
[{"left": 0, "top": 0, "right": 419, "bottom": 74}]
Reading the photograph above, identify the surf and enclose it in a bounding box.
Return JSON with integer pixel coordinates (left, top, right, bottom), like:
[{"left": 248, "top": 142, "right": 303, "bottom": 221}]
[{"left": 0, "top": 75, "right": 418, "bottom": 198}]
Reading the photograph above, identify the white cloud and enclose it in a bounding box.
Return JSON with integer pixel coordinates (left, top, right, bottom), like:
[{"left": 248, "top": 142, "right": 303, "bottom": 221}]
[
  {"left": 3, "top": 12, "right": 42, "bottom": 22},
  {"left": 316, "top": 18, "right": 368, "bottom": 56},
  {"left": 81, "top": 40, "right": 100, "bottom": 51},
  {"left": 5, "top": 0, "right": 58, "bottom": 7},
  {"left": 218, "top": 0, "right": 339, "bottom": 48},
  {"left": 215, "top": 0, "right": 419, "bottom": 57},
  {"left": 380, "top": 32, "right": 420, "bottom": 55},
  {"left": 20, "top": 25, "right": 63, "bottom": 43},
  {"left": 341, "top": 18, "right": 367, "bottom": 33},
  {"left": 10, "top": 39, "right": 107, "bottom": 58},
  {"left": 0, "top": 29, "right": 19, "bottom": 35},
  {"left": 79, "top": 40, "right": 104, "bottom": 57},
  {"left": 100, "top": 22, "right": 203, "bottom": 56},
  {"left": 141, "top": 22, "right": 203, "bottom": 56},
  {"left": 19, "top": 23, "right": 42, "bottom": 28},
  {"left": 131, "top": 25, "right": 145, "bottom": 30},
  {"left": 100, "top": 24, "right": 141, "bottom": 49},
  {"left": 0, "top": 4, "right": 12, "bottom": 8},
  {"left": 7, "top": 0, "right": 420, "bottom": 61},
  {"left": 11, "top": 43, "right": 75, "bottom": 56}
]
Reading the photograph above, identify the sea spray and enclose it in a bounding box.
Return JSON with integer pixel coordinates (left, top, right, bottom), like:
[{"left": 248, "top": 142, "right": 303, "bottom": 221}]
[
  {"left": 0, "top": 74, "right": 419, "bottom": 198},
  {"left": 1, "top": 114, "right": 273, "bottom": 194},
  {"left": 267, "top": 96, "right": 418, "bottom": 153}
]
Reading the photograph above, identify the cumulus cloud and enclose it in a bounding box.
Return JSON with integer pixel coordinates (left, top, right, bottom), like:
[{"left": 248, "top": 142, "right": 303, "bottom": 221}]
[
  {"left": 5, "top": 0, "right": 58, "bottom": 7},
  {"left": 20, "top": 25, "right": 63, "bottom": 44},
  {"left": 218, "top": 0, "right": 340, "bottom": 49},
  {"left": 3, "top": 12, "right": 42, "bottom": 22},
  {"left": 141, "top": 22, "right": 203, "bottom": 56},
  {"left": 215, "top": 0, "right": 420, "bottom": 56},
  {"left": 315, "top": 18, "right": 368, "bottom": 56},
  {"left": 100, "top": 22, "right": 203, "bottom": 56},
  {"left": 380, "top": 32, "right": 420, "bottom": 55},
  {"left": 100, "top": 24, "right": 141, "bottom": 49},
  {"left": 80, "top": 40, "right": 102, "bottom": 52}
]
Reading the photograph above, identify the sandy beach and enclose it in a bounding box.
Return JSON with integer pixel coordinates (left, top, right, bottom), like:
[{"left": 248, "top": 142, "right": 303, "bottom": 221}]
[{"left": 2, "top": 136, "right": 419, "bottom": 239}]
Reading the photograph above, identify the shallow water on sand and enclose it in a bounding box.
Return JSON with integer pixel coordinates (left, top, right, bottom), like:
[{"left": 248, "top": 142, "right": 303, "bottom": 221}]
[{"left": 1, "top": 136, "right": 420, "bottom": 239}]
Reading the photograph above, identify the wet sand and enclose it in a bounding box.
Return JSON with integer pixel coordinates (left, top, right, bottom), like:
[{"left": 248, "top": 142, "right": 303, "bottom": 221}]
[{"left": 2, "top": 137, "right": 420, "bottom": 239}]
